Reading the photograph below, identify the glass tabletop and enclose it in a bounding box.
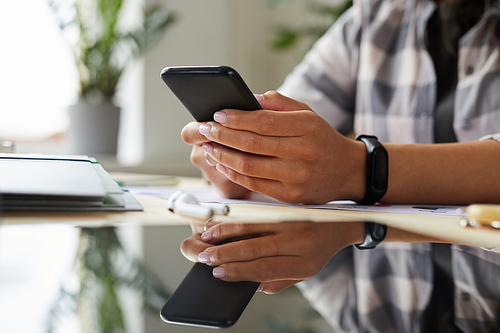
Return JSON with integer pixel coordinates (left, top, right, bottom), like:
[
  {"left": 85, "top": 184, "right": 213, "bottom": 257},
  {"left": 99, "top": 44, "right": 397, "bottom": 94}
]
[{"left": 0, "top": 223, "right": 331, "bottom": 333}]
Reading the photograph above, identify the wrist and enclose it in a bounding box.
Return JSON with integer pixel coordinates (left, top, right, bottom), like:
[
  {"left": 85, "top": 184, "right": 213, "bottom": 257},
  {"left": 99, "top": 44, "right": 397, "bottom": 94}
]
[
  {"left": 347, "top": 140, "right": 368, "bottom": 201},
  {"left": 341, "top": 222, "right": 366, "bottom": 247}
]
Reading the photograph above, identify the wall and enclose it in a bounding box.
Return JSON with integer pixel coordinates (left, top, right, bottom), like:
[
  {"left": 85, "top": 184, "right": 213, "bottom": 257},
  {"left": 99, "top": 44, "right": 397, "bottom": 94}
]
[{"left": 141, "top": 0, "right": 307, "bottom": 176}]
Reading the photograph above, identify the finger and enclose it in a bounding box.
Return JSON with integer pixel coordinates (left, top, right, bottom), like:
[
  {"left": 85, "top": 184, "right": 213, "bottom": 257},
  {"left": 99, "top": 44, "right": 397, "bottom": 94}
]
[
  {"left": 257, "top": 91, "right": 310, "bottom": 112},
  {"left": 181, "top": 122, "right": 212, "bottom": 145},
  {"left": 204, "top": 222, "right": 287, "bottom": 245},
  {"left": 202, "top": 235, "right": 291, "bottom": 266},
  {"left": 191, "top": 145, "right": 226, "bottom": 181},
  {"left": 258, "top": 280, "right": 302, "bottom": 295},
  {"left": 180, "top": 236, "right": 214, "bottom": 262},
  {"left": 202, "top": 122, "right": 293, "bottom": 157},
  {"left": 191, "top": 145, "right": 253, "bottom": 199},
  {"left": 214, "top": 256, "right": 318, "bottom": 282},
  {"left": 205, "top": 151, "right": 217, "bottom": 167},
  {"left": 213, "top": 109, "right": 314, "bottom": 137},
  {"left": 206, "top": 142, "right": 293, "bottom": 180},
  {"left": 216, "top": 164, "right": 300, "bottom": 203}
]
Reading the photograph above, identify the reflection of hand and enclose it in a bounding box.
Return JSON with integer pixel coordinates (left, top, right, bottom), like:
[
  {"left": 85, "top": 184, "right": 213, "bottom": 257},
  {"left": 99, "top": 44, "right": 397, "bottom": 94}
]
[
  {"left": 181, "top": 221, "right": 364, "bottom": 294},
  {"left": 197, "top": 91, "right": 366, "bottom": 204}
]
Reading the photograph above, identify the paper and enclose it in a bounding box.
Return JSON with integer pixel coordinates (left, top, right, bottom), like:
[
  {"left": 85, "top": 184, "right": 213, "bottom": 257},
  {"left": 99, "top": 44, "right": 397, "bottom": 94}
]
[{"left": 124, "top": 186, "right": 466, "bottom": 216}]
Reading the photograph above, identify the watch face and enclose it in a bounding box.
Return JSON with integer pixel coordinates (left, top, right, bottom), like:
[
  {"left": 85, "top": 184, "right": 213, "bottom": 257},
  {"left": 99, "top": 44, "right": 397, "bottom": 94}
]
[{"left": 372, "top": 149, "right": 388, "bottom": 193}]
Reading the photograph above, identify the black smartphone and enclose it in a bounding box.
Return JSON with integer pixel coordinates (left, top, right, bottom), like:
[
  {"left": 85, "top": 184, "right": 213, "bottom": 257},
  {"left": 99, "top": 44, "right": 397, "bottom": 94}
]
[
  {"left": 160, "top": 263, "right": 260, "bottom": 329},
  {"left": 160, "top": 65, "right": 262, "bottom": 122}
]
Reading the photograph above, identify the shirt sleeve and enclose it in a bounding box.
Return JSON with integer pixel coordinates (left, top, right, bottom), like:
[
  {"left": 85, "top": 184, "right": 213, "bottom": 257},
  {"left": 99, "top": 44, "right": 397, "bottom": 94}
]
[{"left": 277, "top": 3, "right": 362, "bottom": 136}]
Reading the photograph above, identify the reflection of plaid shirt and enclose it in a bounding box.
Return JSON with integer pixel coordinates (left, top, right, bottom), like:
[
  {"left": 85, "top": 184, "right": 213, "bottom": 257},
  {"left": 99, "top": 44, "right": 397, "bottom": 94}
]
[{"left": 278, "top": 0, "right": 500, "bottom": 332}]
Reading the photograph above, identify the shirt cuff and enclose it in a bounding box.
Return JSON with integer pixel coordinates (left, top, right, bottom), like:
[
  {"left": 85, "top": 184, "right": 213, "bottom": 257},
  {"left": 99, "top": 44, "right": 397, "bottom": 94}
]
[
  {"left": 481, "top": 246, "right": 500, "bottom": 254},
  {"left": 479, "top": 133, "right": 500, "bottom": 143}
]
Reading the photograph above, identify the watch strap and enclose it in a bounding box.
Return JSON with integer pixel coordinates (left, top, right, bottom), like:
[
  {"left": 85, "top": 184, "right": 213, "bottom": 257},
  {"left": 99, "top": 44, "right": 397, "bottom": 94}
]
[
  {"left": 355, "top": 222, "right": 387, "bottom": 250},
  {"left": 355, "top": 134, "right": 388, "bottom": 205}
]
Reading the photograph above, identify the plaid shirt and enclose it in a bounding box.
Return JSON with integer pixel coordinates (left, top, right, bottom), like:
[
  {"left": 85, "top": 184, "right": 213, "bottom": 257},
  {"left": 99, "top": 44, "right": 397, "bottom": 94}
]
[{"left": 278, "top": 0, "right": 500, "bottom": 332}]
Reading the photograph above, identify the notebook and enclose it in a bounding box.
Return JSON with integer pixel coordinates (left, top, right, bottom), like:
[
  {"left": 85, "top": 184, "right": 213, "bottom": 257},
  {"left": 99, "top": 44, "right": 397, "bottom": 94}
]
[{"left": 0, "top": 154, "right": 142, "bottom": 211}]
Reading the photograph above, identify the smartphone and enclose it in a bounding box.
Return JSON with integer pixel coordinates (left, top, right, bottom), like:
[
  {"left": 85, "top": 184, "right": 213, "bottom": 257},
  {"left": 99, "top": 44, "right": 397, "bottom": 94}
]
[
  {"left": 160, "top": 66, "right": 262, "bottom": 122},
  {"left": 160, "top": 263, "right": 260, "bottom": 329}
]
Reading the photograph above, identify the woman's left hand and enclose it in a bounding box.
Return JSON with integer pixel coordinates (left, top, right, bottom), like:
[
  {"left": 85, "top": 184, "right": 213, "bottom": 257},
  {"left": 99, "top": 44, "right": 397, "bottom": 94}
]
[{"left": 180, "top": 221, "right": 363, "bottom": 294}]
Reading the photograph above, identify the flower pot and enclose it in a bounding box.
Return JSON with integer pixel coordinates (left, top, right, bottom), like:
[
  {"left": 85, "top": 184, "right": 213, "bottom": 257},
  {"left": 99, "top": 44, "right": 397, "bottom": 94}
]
[{"left": 69, "top": 99, "right": 120, "bottom": 155}]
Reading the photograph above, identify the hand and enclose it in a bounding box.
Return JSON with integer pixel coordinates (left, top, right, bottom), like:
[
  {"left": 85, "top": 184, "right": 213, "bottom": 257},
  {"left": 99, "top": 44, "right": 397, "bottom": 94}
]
[
  {"left": 197, "top": 91, "right": 366, "bottom": 204},
  {"left": 180, "top": 221, "right": 364, "bottom": 294},
  {"left": 181, "top": 123, "right": 252, "bottom": 199}
]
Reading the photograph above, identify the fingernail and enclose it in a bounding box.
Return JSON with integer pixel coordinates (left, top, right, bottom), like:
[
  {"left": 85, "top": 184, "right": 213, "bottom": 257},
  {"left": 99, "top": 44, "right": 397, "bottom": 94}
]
[
  {"left": 213, "top": 111, "right": 227, "bottom": 124},
  {"left": 202, "top": 142, "right": 214, "bottom": 154},
  {"left": 216, "top": 164, "right": 227, "bottom": 174},
  {"left": 257, "top": 285, "right": 264, "bottom": 293},
  {"left": 201, "top": 230, "right": 213, "bottom": 242},
  {"left": 254, "top": 94, "right": 264, "bottom": 101},
  {"left": 198, "top": 252, "right": 211, "bottom": 263},
  {"left": 213, "top": 267, "right": 226, "bottom": 279},
  {"left": 199, "top": 123, "right": 212, "bottom": 136}
]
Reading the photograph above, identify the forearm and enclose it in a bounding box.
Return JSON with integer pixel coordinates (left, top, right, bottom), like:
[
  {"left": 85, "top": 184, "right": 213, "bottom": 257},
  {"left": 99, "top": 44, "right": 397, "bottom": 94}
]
[{"left": 380, "top": 139, "right": 500, "bottom": 205}]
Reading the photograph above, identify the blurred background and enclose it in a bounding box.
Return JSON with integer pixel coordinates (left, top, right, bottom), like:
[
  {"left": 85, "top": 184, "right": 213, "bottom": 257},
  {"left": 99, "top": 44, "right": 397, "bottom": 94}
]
[{"left": 0, "top": 0, "right": 350, "bottom": 332}]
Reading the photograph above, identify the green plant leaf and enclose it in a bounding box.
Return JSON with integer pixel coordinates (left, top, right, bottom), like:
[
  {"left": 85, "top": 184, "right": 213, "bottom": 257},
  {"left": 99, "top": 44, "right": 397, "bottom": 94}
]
[{"left": 49, "top": 0, "right": 176, "bottom": 99}]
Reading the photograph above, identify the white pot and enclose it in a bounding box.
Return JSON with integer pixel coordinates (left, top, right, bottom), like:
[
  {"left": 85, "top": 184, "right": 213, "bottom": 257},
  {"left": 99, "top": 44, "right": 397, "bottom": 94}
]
[{"left": 69, "top": 99, "right": 120, "bottom": 155}]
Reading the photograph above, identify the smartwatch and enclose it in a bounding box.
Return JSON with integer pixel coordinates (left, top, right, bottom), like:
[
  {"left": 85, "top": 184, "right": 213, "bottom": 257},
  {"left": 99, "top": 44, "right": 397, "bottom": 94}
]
[
  {"left": 355, "top": 134, "right": 388, "bottom": 205},
  {"left": 355, "top": 222, "right": 387, "bottom": 250}
]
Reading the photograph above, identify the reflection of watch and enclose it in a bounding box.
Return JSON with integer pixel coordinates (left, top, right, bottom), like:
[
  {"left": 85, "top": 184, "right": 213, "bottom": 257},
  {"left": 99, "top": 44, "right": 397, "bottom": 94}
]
[
  {"left": 355, "top": 222, "right": 387, "bottom": 250},
  {"left": 355, "top": 135, "right": 388, "bottom": 205}
]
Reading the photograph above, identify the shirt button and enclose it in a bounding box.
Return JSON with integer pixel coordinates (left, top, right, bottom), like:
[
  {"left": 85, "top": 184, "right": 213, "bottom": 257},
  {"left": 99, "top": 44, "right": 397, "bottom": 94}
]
[
  {"left": 465, "top": 66, "right": 474, "bottom": 75},
  {"left": 462, "top": 292, "right": 471, "bottom": 301}
]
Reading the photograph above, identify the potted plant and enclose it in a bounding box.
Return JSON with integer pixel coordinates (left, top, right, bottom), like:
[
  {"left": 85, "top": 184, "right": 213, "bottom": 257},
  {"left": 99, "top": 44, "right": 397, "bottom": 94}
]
[
  {"left": 46, "top": 227, "right": 171, "bottom": 333},
  {"left": 49, "top": 0, "right": 176, "bottom": 155}
]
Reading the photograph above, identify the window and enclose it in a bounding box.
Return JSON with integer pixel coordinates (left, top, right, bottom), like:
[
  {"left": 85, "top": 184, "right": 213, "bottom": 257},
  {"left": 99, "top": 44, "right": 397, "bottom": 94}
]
[{"left": 0, "top": 0, "right": 78, "bottom": 140}]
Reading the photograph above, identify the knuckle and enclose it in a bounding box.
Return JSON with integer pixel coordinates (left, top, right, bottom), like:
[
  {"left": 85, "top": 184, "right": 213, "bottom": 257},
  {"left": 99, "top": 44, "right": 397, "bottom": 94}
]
[
  {"left": 234, "top": 223, "right": 253, "bottom": 235},
  {"left": 299, "top": 147, "right": 317, "bottom": 163},
  {"left": 285, "top": 187, "right": 305, "bottom": 204},
  {"left": 211, "top": 147, "right": 223, "bottom": 162},
  {"left": 243, "top": 243, "right": 261, "bottom": 259},
  {"left": 209, "top": 123, "right": 221, "bottom": 141},
  {"left": 246, "top": 133, "right": 263, "bottom": 151},
  {"left": 294, "top": 168, "right": 310, "bottom": 185},
  {"left": 260, "top": 113, "right": 277, "bottom": 134},
  {"left": 235, "top": 156, "right": 253, "bottom": 175},
  {"left": 207, "top": 247, "right": 221, "bottom": 263},
  {"left": 266, "top": 90, "right": 281, "bottom": 99}
]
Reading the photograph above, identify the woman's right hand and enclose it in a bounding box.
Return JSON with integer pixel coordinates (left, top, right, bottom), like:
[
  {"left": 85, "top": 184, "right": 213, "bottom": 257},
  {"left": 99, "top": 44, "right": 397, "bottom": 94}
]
[{"left": 181, "top": 122, "right": 252, "bottom": 199}]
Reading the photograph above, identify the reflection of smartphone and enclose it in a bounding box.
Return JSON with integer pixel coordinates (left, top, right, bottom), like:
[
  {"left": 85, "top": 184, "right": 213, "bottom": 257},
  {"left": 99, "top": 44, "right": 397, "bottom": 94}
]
[
  {"left": 160, "top": 66, "right": 262, "bottom": 122},
  {"left": 160, "top": 263, "right": 260, "bottom": 329}
]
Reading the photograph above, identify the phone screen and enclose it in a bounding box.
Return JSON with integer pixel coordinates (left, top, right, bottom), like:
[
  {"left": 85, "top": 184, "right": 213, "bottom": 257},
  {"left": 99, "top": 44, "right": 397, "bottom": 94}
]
[{"left": 160, "top": 66, "right": 262, "bottom": 122}]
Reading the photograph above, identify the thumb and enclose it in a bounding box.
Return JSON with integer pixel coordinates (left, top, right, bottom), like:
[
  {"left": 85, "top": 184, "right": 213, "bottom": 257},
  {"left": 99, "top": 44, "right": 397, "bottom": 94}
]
[{"left": 256, "top": 91, "right": 310, "bottom": 112}]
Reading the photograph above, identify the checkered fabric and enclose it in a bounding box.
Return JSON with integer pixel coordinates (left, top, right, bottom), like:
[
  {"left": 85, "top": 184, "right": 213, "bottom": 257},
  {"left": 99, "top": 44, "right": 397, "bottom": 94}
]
[{"left": 278, "top": 0, "right": 500, "bottom": 332}]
